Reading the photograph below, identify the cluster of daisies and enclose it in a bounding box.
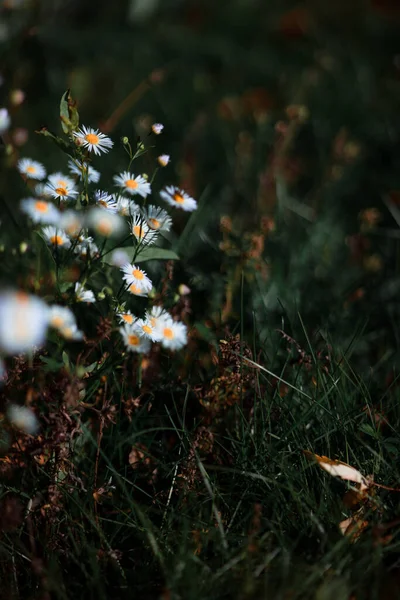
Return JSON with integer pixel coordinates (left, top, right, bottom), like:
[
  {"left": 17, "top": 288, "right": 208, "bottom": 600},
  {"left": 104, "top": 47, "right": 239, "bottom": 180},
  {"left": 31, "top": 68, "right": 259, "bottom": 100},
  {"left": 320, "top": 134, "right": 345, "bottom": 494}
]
[{"left": 0, "top": 121, "right": 196, "bottom": 368}]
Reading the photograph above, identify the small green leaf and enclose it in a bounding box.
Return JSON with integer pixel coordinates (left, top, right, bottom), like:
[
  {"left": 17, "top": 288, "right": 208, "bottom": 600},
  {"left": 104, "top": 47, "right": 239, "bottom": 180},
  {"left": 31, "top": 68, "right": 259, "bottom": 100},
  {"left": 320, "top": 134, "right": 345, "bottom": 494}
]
[{"left": 60, "top": 90, "right": 70, "bottom": 134}]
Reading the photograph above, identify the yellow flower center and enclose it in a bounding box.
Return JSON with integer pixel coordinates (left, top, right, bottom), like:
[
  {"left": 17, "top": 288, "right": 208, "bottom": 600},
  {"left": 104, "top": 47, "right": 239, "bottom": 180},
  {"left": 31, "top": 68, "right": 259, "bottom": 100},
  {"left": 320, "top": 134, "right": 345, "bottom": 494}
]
[
  {"left": 122, "top": 314, "right": 133, "bottom": 324},
  {"left": 85, "top": 133, "right": 99, "bottom": 145},
  {"left": 125, "top": 179, "right": 138, "bottom": 190},
  {"left": 129, "top": 284, "right": 142, "bottom": 295},
  {"left": 132, "top": 269, "right": 144, "bottom": 280},
  {"left": 50, "top": 235, "right": 64, "bottom": 245},
  {"left": 163, "top": 327, "right": 174, "bottom": 340},
  {"left": 173, "top": 193, "right": 185, "bottom": 204},
  {"left": 26, "top": 165, "right": 36, "bottom": 174},
  {"left": 97, "top": 220, "right": 112, "bottom": 235},
  {"left": 133, "top": 224, "right": 144, "bottom": 239},
  {"left": 63, "top": 327, "right": 73, "bottom": 339},
  {"left": 128, "top": 334, "right": 140, "bottom": 346},
  {"left": 35, "top": 201, "right": 48, "bottom": 213},
  {"left": 142, "top": 324, "right": 152, "bottom": 335},
  {"left": 55, "top": 187, "right": 68, "bottom": 197},
  {"left": 51, "top": 316, "right": 64, "bottom": 328},
  {"left": 148, "top": 218, "right": 160, "bottom": 230}
]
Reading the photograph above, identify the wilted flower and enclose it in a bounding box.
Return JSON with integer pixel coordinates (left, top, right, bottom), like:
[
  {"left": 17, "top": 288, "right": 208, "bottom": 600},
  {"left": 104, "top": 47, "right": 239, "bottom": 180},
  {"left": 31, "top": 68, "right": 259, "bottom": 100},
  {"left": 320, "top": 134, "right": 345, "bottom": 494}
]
[
  {"left": 7, "top": 405, "right": 39, "bottom": 435},
  {"left": 157, "top": 154, "right": 170, "bottom": 167},
  {"left": 119, "top": 324, "right": 151, "bottom": 353},
  {"left": 20, "top": 198, "right": 59, "bottom": 224},
  {"left": 160, "top": 185, "right": 197, "bottom": 212},
  {"left": 42, "top": 226, "right": 71, "bottom": 248},
  {"left": 142, "top": 205, "right": 172, "bottom": 232},
  {"left": 75, "top": 283, "right": 96, "bottom": 303},
  {"left": 73, "top": 125, "right": 113, "bottom": 155},
  {"left": 45, "top": 172, "right": 78, "bottom": 201},
  {"left": 68, "top": 159, "right": 100, "bottom": 183},
  {"left": 151, "top": 123, "right": 164, "bottom": 135},
  {"left": 17, "top": 158, "right": 46, "bottom": 180},
  {"left": 86, "top": 207, "right": 124, "bottom": 237},
  {"left": 0, "top": 290, "right": 49, "bottom": 355},
  {"left": 113, "top": 171, "right": 151, "bottom": 198}
]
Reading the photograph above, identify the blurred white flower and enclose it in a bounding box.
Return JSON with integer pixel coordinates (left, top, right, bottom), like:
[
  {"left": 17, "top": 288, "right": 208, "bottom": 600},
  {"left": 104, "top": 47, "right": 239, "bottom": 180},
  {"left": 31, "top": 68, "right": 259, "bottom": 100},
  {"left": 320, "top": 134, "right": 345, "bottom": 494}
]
[
  {"left": 160, "top": 185, "right": 197, "bottom": 212},
  {"left": 7, "top": 404, "right": 39, "bottom": 435},
  {"left": 20, "top": 198, "right": 59, "bottom": 224},
  {"left": 75, "top": 236, "right": 99, "bottom": 258},
  {"left": 59, "top": 210, "right": 84, "bottom": 238},
  {"left": 146, "top": 305, "right": 169, "bottom": 329},
  {"left": 119, "top": 324, "right": 151, "bottom": 353},
  {"left": 73, "top": 125, "right": 113, "bottom": 155},
  {"left": 42, "top": 226, "right": 71, "bottom": 249},
  {"left": 45, "top": 172, "right": 78, "bottom": 201},
  {"left": 75, "top": 283, "right": 96, "bottom": 303},
  {"left": 49, "top": 305, "right": 77, "bottom": 331},
  {"left": 87, "top": 207, "right": 124, "bottom": 237},
  {"left": 0, "top": 290, "right": 49, "bottom": 355},
  {"left": 109, "top": 248, "right": 131, "bottom": 267},
  {"left": 0, "top": 108, "right": 10, "bottom": 134},
  {"left": 157, "top": 318, "right": 187, "bottom": 350},
  {"left": 136, "top": 317, "right": 162, "bottom": 342},
  {"left": 117, "top": 310, "right": 136, "bottom": 325},
  {"left": 115, "top": 195, "right": 140, "bottom": 217},
  {"left": 68, "top": 159, "right": 100, "bottom": 183},
  {"left": 59, "top": 323, "right": 84, "bottom": 341},
  {"left": 113, "top": 171, "right": 151, "bottom": 198},
  {"left": 17, "top": 158, "right": 46, "bottom": 180}
]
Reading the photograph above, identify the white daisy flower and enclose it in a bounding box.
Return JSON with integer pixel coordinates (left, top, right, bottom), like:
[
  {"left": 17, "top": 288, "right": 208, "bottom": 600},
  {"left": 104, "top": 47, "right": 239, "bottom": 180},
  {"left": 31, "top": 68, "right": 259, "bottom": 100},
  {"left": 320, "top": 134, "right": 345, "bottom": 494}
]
[
  {"left": 0, "top": 290, "right": 49, "bottom": 355},
  {"left": 59, "top": 323, "right": 84, "bottom": 341},
  {"left": 160, "top": 186, "right": 197, "bottom": 212},
  {"left": 136, "top": 317, "right": 162, "bottom": 342},
  {"left": 75, "top": 236, "right": 99, "bottom": 258},
  {"left": 45, "top": 172, "right": 78, "bottom": 201},
  {"left": 115, "top": 195, "right": 140, "bottom": 217},
  {"left": 119, "top": 324, "right": 151, "bottom": 354},
  {"left": 68, "top": 159, "right": 100, "bottom": 183},
  {"left": 158, "top": 318, "right": 188, "bottom": 351},
  {"left": 117, "top": 310, "right": 136, "bottom": 325},
  {"left": 151, "top": 123, "right": 164, "bottom": 135},
  {"left": 94, "top": 190, "right": 118, "bottom": 212},
  {"left": 75, "top": 283, "right": 95, "bottom": 303},
  {"left": 157, "top": 154, "right": 170, "bottom": 167},
  {"left": 113, "top": 171, "right": 151, "bottom": 198},
  {"left": 59, "top": 210, "right": 84, "bottom": 238},
  {"left": 146, "top": 305, "right": 170, "bottom": 330},
  {"left": 20, "top": 198, "right": 59, "bottom": 224},
  {"left": 86, "top": 207, "right": 124, "bottom": 237},
  {"left": 131, "top": 214, "right": 158, "bottom": 246},
  {"left": 7, "top": 405, "right": 39, "bottom": 435},
  {"left": 17, "top": 158, "right": 46, "bottom": 180},
  {"left": 49, "top": 305, "right": 77, "bottom": 331},
  {"left": 142, "top": 205, "right": 172, "bottom": 232},
  {"left": 42, "top": 226, "right": 71, "bottom": 249},
  {"left": 121, "top": 263, "right": 152, "bottom": 294},
  {"left": 73, "top": 125, "right": 113, "bottom": 156},
  {"left": 109, "top": 248, "right": 131, "bottom": 267},
  {"left": 0, "top": 108, "right": 10, "bottom": 134}
]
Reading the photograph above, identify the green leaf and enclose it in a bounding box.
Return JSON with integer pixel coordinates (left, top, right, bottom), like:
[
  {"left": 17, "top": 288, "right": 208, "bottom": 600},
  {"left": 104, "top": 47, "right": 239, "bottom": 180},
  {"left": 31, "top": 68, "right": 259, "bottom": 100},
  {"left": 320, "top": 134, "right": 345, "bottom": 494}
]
[
  {"left": 39, "top": 356, "right": 64, "bottom": 372},
  {"left": 104, "top": 246, "right": 179, "bottom": 265},
  {"left": 60, "top": 89, "right": 80, "bottom": 134}
]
